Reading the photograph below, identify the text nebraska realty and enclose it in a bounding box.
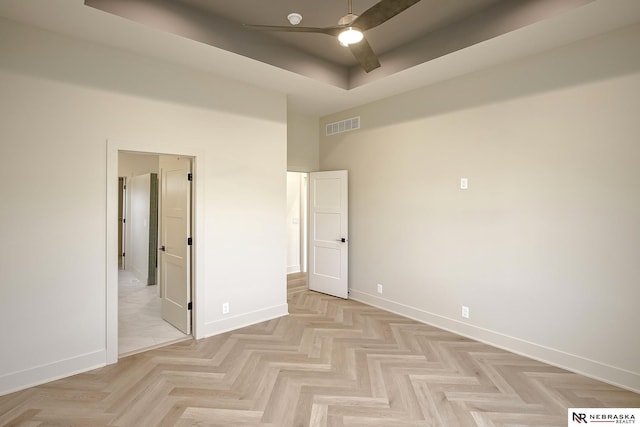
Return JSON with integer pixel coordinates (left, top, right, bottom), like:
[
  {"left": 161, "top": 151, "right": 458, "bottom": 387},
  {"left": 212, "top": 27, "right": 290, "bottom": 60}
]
[{"left": 573, "top": 412, "right": 636, "bottom": 424}]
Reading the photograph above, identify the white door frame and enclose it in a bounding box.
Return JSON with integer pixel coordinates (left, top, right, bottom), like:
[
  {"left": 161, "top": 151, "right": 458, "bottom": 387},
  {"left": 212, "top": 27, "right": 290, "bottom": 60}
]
[
  {"left": 106, "top": 140, "right": 204, "bottom": 364},
  {"left": 119, "top": 177, "right": 126, "bottom": 270},
  {"left": 300, "top": 173, "right": 308, "bottom": 273}
]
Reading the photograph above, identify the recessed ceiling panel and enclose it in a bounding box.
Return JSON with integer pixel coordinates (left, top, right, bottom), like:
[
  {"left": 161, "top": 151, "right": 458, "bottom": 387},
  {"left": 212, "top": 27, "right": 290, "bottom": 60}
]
[{"left": 85, "top": 0, "right": 596, "bottom": 88}]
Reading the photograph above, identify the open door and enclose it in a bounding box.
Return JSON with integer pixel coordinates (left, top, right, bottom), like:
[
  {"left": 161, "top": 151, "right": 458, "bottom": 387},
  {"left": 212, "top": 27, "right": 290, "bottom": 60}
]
[
  {"left": 118, "top": 177, "right": 126, "bottom": 269},
  {"left": 159, "top": 155, "right": 192, "bottom": 334},
  {"left": 308, "top": 170, "right": 348, "bottom": 298}
]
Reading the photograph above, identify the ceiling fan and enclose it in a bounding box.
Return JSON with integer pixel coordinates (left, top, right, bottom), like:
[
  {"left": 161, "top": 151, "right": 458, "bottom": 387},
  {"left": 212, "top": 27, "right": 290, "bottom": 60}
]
[{"left": 243, "top": 0, "right": 422, "bottom": 73}]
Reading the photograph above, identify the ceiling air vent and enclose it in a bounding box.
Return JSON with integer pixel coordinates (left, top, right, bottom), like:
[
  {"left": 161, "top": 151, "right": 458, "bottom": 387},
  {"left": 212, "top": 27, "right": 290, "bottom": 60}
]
[{"left": 326, "top": 116, "right": 360, "bottom": 136}]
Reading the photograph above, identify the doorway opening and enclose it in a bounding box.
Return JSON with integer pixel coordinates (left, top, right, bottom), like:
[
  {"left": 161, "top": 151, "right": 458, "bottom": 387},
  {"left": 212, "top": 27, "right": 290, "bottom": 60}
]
[
  {"left": 286, "top": 172, "right": 309, "bottom": 294},
  {"left": 117, "top": 151, "right": 193, "bottom": 356},
  {"left": 293, "top": 171, "right": 349, "bottom": 299}
]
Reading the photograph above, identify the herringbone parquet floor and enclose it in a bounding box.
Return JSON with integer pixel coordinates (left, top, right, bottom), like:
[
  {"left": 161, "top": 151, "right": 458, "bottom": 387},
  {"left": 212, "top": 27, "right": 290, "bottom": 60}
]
[{"left": 1, "top": 274, "right": 638, "bottom": 426}]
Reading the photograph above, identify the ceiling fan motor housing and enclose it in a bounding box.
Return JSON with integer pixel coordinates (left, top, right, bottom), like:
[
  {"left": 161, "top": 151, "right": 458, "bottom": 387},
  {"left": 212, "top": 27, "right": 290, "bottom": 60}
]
[{"left": 338, "top": 13, "right": 358, "bottom": 26}]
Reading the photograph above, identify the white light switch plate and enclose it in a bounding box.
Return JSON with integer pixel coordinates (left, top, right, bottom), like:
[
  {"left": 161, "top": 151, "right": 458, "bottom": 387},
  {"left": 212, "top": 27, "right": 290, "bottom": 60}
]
[{"left": 462, "top": 305, "right": 470, "bottom": 319}]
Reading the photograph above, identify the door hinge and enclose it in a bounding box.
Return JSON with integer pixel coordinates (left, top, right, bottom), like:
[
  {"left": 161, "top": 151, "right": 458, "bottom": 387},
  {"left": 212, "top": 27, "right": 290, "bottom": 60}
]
[
  {"left": 187, "top": 173, "right": 193, "bottom": 181},
  {"left": 187, "top": 237, "right": 193, "bottom": 246},
  {"left": 188, "top": 302, "right": 192, "bottom": 310}
]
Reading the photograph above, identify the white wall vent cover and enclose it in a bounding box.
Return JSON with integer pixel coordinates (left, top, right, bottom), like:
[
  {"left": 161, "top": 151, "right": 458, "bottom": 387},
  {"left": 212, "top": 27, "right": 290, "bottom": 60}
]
[{"left": 326, "top": 116, "right": 360, "bottom": 136}]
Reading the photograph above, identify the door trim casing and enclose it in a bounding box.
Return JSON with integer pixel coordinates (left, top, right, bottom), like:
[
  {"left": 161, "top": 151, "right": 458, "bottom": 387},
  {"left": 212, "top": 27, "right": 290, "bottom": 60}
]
[{"left": 106, "top": 140, "right": 204, "bottom": 364}]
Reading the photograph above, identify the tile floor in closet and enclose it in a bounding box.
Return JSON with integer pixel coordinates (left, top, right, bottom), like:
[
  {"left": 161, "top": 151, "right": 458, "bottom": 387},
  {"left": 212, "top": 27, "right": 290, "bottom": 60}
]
[{"left": 118, "top": 269, "right": 188, "bottom": 356}]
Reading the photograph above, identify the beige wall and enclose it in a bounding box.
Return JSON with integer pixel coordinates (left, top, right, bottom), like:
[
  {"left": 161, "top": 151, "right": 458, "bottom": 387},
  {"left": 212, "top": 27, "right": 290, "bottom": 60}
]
[
  {"left": 126, "top": 173, "right": 151, "bottom": 283},
  {"left": 320, "top": 24, "right": 640, "bottom": 392},
  {"left": 118, "top": 152, "right": 159, "bottom": 177},
  {"left": 287, "top": 108, "right": 319, "bottom": 172},
  {"left": 118, "top": 153, "right": 158, "bottom": 283},
  {"left": 0, "top": 18, "right": 287, "bottom": 394}
]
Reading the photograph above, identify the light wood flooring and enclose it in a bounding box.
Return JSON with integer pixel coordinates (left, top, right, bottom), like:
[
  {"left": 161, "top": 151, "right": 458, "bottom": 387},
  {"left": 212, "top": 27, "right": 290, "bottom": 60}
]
[
  {"left": 287, "top": 271, "right": 308, "bottom": 295},
  {"left": 1, "top": 273, "right": 638, "bottom": 426}
]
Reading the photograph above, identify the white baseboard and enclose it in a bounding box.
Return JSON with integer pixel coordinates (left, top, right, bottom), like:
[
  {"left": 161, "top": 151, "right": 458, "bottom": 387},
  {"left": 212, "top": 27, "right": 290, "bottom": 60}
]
[
  {"left": 0, "top": 350, "right": 106, "bottom": 396},
  {"left": 349, "top": 289, "right": 640, "bottom": 394},
  {"left": 1, "top": 304, "right": 289, "bottom": 396},
  {"left": 200, "top": 303, "right": 289, "bottom": 339},
  {"left": 287, "top": 265, "right": 301, "bottom": 274}
]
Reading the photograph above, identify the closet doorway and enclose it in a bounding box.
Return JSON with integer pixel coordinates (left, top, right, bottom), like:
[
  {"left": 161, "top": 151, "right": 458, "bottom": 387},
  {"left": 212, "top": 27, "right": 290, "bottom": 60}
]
[
  {"left": 117, "top": 151, "right": 190, "bottom": 356},
  {"left": 287, "top": 172, "right": 308, "bottom": 293}
]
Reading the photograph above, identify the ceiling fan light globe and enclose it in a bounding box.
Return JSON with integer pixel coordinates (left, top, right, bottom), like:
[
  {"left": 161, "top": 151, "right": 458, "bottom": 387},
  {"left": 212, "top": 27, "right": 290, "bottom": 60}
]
[{"left": 338, "top": 27, "right": 363, "bottom": 46}]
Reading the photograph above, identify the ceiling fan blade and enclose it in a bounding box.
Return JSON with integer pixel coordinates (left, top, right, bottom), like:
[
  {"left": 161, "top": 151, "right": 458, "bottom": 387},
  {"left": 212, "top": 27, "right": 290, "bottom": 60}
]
[
  {"left": 243, "top": 24, "right": 341, "bottom": 36},
  {"left": 349, "top": 36, "right": 381, "bottom": 73},
  {"left": 354, "top": 0, "right": 422, "bottom": 31}
]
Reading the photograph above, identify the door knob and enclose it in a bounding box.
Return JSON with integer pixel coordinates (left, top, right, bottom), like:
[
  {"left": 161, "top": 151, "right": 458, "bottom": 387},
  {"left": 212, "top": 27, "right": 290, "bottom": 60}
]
[
  {"left": 335, "top": 238, "right": 347, "bottom": 243},
  {"left": 159, "top": 245, "right": 166, "bottom": 251}
]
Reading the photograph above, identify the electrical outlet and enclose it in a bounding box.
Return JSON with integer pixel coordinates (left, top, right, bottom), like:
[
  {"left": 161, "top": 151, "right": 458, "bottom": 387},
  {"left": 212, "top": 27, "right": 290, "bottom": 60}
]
[
  {"left": 222, "top": 302, "right": 230, "bottom": 314},
  {"left": 461, "top": 305, "right": 470, "bottom": 319},
  {"left": 460, "top": 178, "right": 468, "bottom": 190},
  {"left": 377, "top": 284, "right": 383, "bottom": 294}
]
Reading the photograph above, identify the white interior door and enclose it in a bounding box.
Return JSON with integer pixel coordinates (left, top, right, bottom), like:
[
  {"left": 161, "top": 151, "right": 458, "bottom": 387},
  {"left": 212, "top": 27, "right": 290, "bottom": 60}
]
[
  {"left": 308, "top": 170, "right": 348, "bottom": 298},
  {"left": 159, "top": 156, "right": 192, "bottom": 334}
]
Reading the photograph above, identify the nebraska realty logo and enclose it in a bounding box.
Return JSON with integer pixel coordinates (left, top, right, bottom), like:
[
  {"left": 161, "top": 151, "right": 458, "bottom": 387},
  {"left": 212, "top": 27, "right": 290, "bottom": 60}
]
[{"left": 569, "top": 408, "right": 639, "bottom": 424}]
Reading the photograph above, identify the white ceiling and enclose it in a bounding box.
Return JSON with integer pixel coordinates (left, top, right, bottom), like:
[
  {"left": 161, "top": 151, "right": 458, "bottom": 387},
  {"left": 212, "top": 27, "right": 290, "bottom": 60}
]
[{"left": 1, "top": 0, "right": 639, "bottom": 116}]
